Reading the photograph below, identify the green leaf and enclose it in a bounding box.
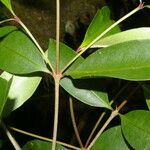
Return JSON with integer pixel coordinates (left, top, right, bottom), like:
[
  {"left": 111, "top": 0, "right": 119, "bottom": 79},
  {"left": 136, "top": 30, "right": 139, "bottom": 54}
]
[
  {"left": 145, "top": 5, "right": 150, "bottom": 9},
  {"left": 1, "top": 71, "right": 41, "bottom": 117},
  {"left": 121, "top": 110, "right": 150, "bottom": 150},
  {"left": 67, "top": 40, "right": 150, "bottom": 81},
  {"left": 80, "top": 6, "right": 120, "bottom": 48},
  {"left": 48, "top": 39, "right": 111, "bottom": 109},
  {"left": 0, "top": 0, "right": 13, "bottom": 12},
  {"left": 22, "top": 140, "right": 68, "bottom": 150},
  {"left": 92, "top": 28, "right": 150, "bottom": 48},
  {"left": 0, "top": 31, "right": 49, "bottom": 74},
  {"left": 92, "top": 126, "right": 129, "bottom": 150},
  {"left": 0, "top": 26, "right": 17, "bottom": 38},
  {"left": 48, "top": 38, "right": 83, "bottom": 71},
  {"left": 0, "top": 76, "right": 11, "bottom": 118},
  {"left": 142, "top": 84, "right": 150, "bottom": 110},
  {"left": 60, "top": 77, "right": 111, "bottom": 109}
]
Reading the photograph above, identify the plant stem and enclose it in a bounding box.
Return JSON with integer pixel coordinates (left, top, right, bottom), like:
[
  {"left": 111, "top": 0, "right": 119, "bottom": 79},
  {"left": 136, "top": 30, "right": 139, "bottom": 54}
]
[
  {"left": 85, "top": 82, "right": 139, "bottom": 148},
  {"left": 10, "top": 127, "right": 81, "bottom": 150},
  {"left": 89, "top": 2, "right": 144, "bottom": 49},
  {"left": 87, "top": 100, "right": 127, "bottom": 150},
  {"left": 84, "top": 100, "right": 114, "bottom": 148},
  {"left": 61, "top": 2, "right": 144, "bottom": 73},
  {"left": 1, "top": 122, "right": 21, "bottom": 150},
  {"left": 84, "top": 112, "right": 106, "bottom": 148},
  {"left": 56, "top": 0, "right": 60, "bottom": 73},
  {"left": 113, "top": 82, "right": 130, "bottom": 101},
  {"left": 69, "top": 97, "right": 84, "bottom": 148},
  {"left": 52, "top": 74, "right": 61, "bottom": 150},
  {"left": 0, "top": 18, "right": 15, "bottom": 24},
  {"left": 13, "top": 15, "right": 54, "bottom": 74},
  {"left": 51, "top": 0, "right": 61, "bottom": 149}
]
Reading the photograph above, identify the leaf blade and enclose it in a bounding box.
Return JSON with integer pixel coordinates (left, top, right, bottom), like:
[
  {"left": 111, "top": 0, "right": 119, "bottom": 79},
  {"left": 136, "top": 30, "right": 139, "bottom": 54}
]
[
  {"left": 92, "top": 28, "right": 150, "bottom": 48},
  {"left": 0, "top": 76, "right": 11, "bottom": 118},
  {"left": 0, "top": 31, "right": 49, "bottom": 74},
  {"left": 121, "top": 110, "right": 150, "bottom": 150},
  {"left": 68, "top": 40, "right": 150, "bottom": 81},
  {"left": 0, "top": 26, "right": 17, "bottom": 38},
  {"left": 48, "top": 39, "right": 111, "bottom": 108},
  {"left": 142, "top": 84, "right": 150, "bottom": 110},
  {"left": 60, "top": 77, "right": 111, "bottom": 108},
  {"left": 1, "top": 71, "right": 42, "bottom": 117},
  {"left": 80, "top": 6, "right": 120, "bottom": 48},
  {"left": 22, "top": 140, "right": 68, "bottom": 150},
  {"left": 0, "top": 0, "right": 13, "bottom": 12},
  {"left": 92, "top": 126, "right": 129, "bottom": 150}
]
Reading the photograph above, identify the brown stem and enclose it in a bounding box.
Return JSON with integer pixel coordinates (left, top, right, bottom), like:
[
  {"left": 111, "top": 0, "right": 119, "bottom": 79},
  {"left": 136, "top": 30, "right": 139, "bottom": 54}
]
[
  {"left": 10, "top": 127, "right": 81, "bottom": 150},
  {"left": 1, "top": 122, "right": 21, "bottom": 150},
  {"left": 85, "top": 100, "right": 114, "bottom": 148},
  {"left": 87, "top": 100, "right": 127, "bottom": 150},
  {"left": 84, "top": 111, "right": 106, "bottom": 148},
  {"left": 69, "top": 97, "right": 84, "bottom": 148},
  {"left": 56, "top": 0, "right": 60, "bottom": 73},
  {"left": 52, "top": 74, "right": 61, "bottom": 150},
  {"left": 14, "top": 15, "right": 54, "bottom": 74}
]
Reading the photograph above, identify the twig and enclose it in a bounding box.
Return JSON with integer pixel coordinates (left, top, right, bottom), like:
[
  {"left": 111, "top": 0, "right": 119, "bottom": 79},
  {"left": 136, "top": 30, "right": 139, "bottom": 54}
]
[
  {"left": 10, "top": 127, "right": 81, "bottom": 150},
  {"left": 0, "top": 18, "right": 15, "bottom": 24},
  {"left": 52, "top": 0, "right": 61, "bottom": 148},
  {"left": 84, "top": 100, "right": 114, "bottom": 148},
  {"left": 61, "top": 2, "right": 144, "bottom": 73},
  {"left": 69, "top": 97, "right": 84, "bottom": 148},
  {"left": 84, "top": 112, "right": 106, "bottom": 148},
  {"left": 56, "top": 0, "right": 60, "bottom": 73},
  {"left": 1, "top": 122, "right": 21, "bottom": 150},
  {"left": 52, "top": 74, "right": 61, "bottom": 150},
  {"left": 13, "top": 15, "right": 54, "bottom": 74},
  {"left": 87, "top": 100, "right": 127, "bottom": 150}
]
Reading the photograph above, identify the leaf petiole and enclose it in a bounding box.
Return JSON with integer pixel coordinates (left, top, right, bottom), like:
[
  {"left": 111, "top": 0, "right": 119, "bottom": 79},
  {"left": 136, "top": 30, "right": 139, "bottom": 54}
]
[{"left": 61, "top": 2, "right": 144, "bottom": 73}]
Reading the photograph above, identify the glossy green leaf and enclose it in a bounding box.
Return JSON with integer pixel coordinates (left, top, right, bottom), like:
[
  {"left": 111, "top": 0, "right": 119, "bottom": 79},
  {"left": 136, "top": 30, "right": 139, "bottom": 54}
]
[
  {"left": 0, "top": 76, "right": 11, "bottom": 118},
  {"left": 0, "top": 0, "right": 13, "bottom": 12},
  {"left": 68, "top": 40, "right": 150, "bottom": 81},
  {"left": 142, "top": 84, "right": 150, "bottom": 110},
  {"left": 92, "top": 28, "right": 150, "bottom": 48},
  {"left": 1, "top": 71, "right": 41, "bottom": 117},
  {"left": 22, "top": 140, "right": 68, "bottom": 150},
  {"left": 60, "top": 77, "right": 111, "bottom": 108},
  {"left": 92, "top": 126, "right": 129, "bottom": 150},
  {"left": 48, "top": 39, "right": 111, "bottom": 109},
  {"left": 121, "top": 110, "right": 150, "bottom": 150},
  {"left": 0, "top": 31, "right": 49, "bottom": 74},
  {"left": 80, "top": 6, "right": 120, "bottom": 48},
  {"left": 48, "top": 38, "right": 83, "bottom": 71},
  {"left": 0, "top": 26, "right": 17, "bottom": 38}
]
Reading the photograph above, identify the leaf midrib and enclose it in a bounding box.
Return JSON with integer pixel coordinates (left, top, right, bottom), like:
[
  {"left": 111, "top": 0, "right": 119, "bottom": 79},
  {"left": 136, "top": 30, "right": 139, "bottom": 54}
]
[
  {"left": 70, "top": 65, "right": 150, "bottom": 75},
  {"left": 91, "top": 90, "right": 110, "bottom": 108},
  {"left": 1, "top": 43, "right": 44, "bottom": 69}
]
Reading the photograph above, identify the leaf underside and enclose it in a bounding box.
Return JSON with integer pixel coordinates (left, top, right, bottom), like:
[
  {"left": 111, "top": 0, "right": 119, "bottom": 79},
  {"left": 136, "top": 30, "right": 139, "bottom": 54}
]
[{"left": 48, "top": 39, "right": 111, "bottom": 109}]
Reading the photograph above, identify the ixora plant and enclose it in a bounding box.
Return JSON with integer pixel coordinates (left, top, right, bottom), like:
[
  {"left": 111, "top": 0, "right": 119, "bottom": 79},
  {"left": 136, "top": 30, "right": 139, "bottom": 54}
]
[{"left": 0, "top": 0, "right": 150, "bottom": 149}]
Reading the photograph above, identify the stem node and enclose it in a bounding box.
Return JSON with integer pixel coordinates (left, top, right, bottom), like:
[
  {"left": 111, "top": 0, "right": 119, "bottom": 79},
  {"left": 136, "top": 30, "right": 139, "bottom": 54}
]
[{"left": 138, "top": 2, "right": 145, "bottom": 9}]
